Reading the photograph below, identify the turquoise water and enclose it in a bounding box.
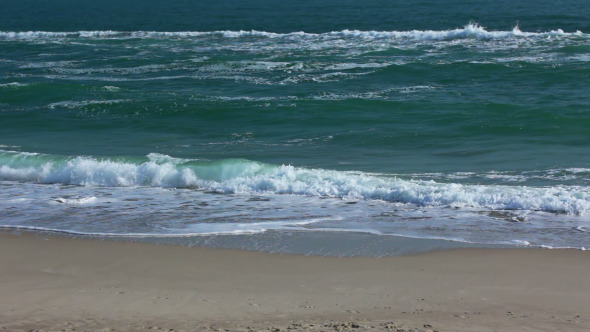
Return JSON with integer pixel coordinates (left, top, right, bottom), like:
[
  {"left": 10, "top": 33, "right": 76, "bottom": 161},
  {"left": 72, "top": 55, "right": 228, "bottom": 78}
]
[{"left": 1, "top": 1, "right": 589, "bottom": 253}]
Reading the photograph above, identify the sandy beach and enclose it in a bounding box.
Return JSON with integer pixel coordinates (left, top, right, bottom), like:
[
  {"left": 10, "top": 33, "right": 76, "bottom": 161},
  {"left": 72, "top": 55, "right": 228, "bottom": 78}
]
[{"left": 0, "top": 232, "right": 589, "bottom": 331}]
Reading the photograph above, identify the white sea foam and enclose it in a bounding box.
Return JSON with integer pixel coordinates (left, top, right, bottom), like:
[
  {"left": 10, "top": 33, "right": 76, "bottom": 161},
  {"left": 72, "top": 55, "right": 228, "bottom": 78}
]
[
  {"left": 1, "top": 24, "right": 585, "bottom": 41},
  {"left": 47, "top": 99, "right": 130, "bottom": 109},
  {"left": 54, "top": 196, "right": 98, "bottom": 205},
  {"left": 1, "top": 217, "right": 327, "bottom": 237},
  {"left": 5, "top": 198, "right": 31, "bottom": 204},
  {"left": 329, "top": 24, "right": 526, "bottom": 40},
  {"left": 1, "top": 151, "right": 590, "bottom": 216},
  {"left": 511, "top": 240, "right": 531, "bottom": 246},
  {"left": 0, "top": 82, "right": 29, "bottom": 88},
  {"left": 102, "top": 86, "right": 121, "bottom": 91},
  {"left": 570, "top": 54, "right": 590, "bottom": 62},
  {"left": 19, "top": 60, "right": 79, "bottom": 69},
  {"left": 310, "top": 86, "right": 436, "bottom": 101},
  {"left": 50, "top": 64, "right": 173, "bottom": 75},
  {"left": 324, "top": 62, "right": 392, "bottom": 70},
  {"left": 402, "top": 168, "right": 590, "bottom": 184}
]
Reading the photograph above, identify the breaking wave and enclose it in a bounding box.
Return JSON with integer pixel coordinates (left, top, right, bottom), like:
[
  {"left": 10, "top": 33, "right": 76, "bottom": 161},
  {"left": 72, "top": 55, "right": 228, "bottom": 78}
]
[
  {"left": 1, "top": 150, "right": 589, "bottom": 215},
  {"left": 0, "top": 24, "right": 585, "bottom": 41}
]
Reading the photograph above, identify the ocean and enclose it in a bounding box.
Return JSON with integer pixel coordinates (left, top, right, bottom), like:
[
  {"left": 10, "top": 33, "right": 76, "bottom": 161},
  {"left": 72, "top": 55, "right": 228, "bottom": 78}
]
[{"left": 1, "top": 0, "right": 589, "bottom": 255}]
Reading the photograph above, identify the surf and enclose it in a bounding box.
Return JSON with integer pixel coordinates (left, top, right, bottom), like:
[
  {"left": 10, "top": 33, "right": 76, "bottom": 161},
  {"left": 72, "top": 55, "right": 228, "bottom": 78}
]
[
  {"left": 0, "top": 24, "right": 585, "bottom": 41},
  {"left": 1, "top": 150, "right": 589, "bottom": 216}
]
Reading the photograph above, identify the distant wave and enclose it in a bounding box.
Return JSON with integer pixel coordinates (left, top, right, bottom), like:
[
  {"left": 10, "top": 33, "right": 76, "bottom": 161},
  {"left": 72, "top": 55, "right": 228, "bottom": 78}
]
[
  {"left": 0, "top": 82, "right": 29, "bottom": 88},
  {"left": 1, "top": 150, "right": 589, "bottom": 215},
  {"left": 0, "top": 24, "right": 585, "bottom": 41},
  {"left": 47, "top": 99, "right": 130, "bottom": 109}
]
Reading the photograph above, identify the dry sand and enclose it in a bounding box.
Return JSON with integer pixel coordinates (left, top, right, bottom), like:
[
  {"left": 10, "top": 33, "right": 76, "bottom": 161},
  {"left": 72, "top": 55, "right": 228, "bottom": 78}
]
[{"left": 0, "top": 232, "right": 589, "bottom": 331}]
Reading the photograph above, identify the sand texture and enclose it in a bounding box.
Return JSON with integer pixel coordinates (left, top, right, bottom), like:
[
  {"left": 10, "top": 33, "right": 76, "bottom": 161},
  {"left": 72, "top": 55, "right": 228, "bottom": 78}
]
[{"left": 0, "top": 232, "right": 589, "bottom": 331}]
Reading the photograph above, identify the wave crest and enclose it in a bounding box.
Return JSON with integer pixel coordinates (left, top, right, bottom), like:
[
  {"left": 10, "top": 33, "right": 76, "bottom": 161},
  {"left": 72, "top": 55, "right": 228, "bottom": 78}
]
[
  {"left": 1, "top": 150, "right": 590, "bottom": 215},
  {"left": 0, "top": 24, "right": 585, "bottom": 41}
]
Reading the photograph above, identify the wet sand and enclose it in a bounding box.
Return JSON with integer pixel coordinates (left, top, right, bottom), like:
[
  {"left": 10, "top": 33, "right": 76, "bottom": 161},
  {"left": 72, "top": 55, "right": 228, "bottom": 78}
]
[{"left": 0, "top": 232, "right": 589, "bottom": 331}]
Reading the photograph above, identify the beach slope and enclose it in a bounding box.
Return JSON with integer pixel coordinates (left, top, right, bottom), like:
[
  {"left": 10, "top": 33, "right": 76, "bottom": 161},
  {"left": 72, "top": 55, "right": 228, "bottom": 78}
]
[{"left": 0, "top": 232, "right": 588, "bottom": 331}]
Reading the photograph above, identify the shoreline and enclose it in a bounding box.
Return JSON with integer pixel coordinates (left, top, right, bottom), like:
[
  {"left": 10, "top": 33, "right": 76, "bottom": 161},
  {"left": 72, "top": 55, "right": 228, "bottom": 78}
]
[
  {"left": 1, "top": 231, "right": 589, "bottom": 331},
  {"left": 0, "top": 226, "right": 513, "bottom": 257}
]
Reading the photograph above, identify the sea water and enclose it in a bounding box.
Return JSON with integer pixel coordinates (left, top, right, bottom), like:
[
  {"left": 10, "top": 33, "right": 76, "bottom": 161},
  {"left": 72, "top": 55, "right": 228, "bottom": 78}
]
[{"left": 1, "top": 0, "right": 589, "bottom": 255}]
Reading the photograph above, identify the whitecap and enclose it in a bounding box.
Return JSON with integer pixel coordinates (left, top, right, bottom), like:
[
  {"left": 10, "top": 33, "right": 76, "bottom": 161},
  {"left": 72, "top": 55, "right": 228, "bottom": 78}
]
[
  {"left": 54, "top": 196, "right": 98, "bottom": 205},
  {"left": 0, "top": 82, "right": 29, "bottom": 88},
  {"left": 47, "top": 99, "right": 130, "bottom": 109},
  {"left": 1, "top": 24, "right": 586, "bottom": 42}
]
